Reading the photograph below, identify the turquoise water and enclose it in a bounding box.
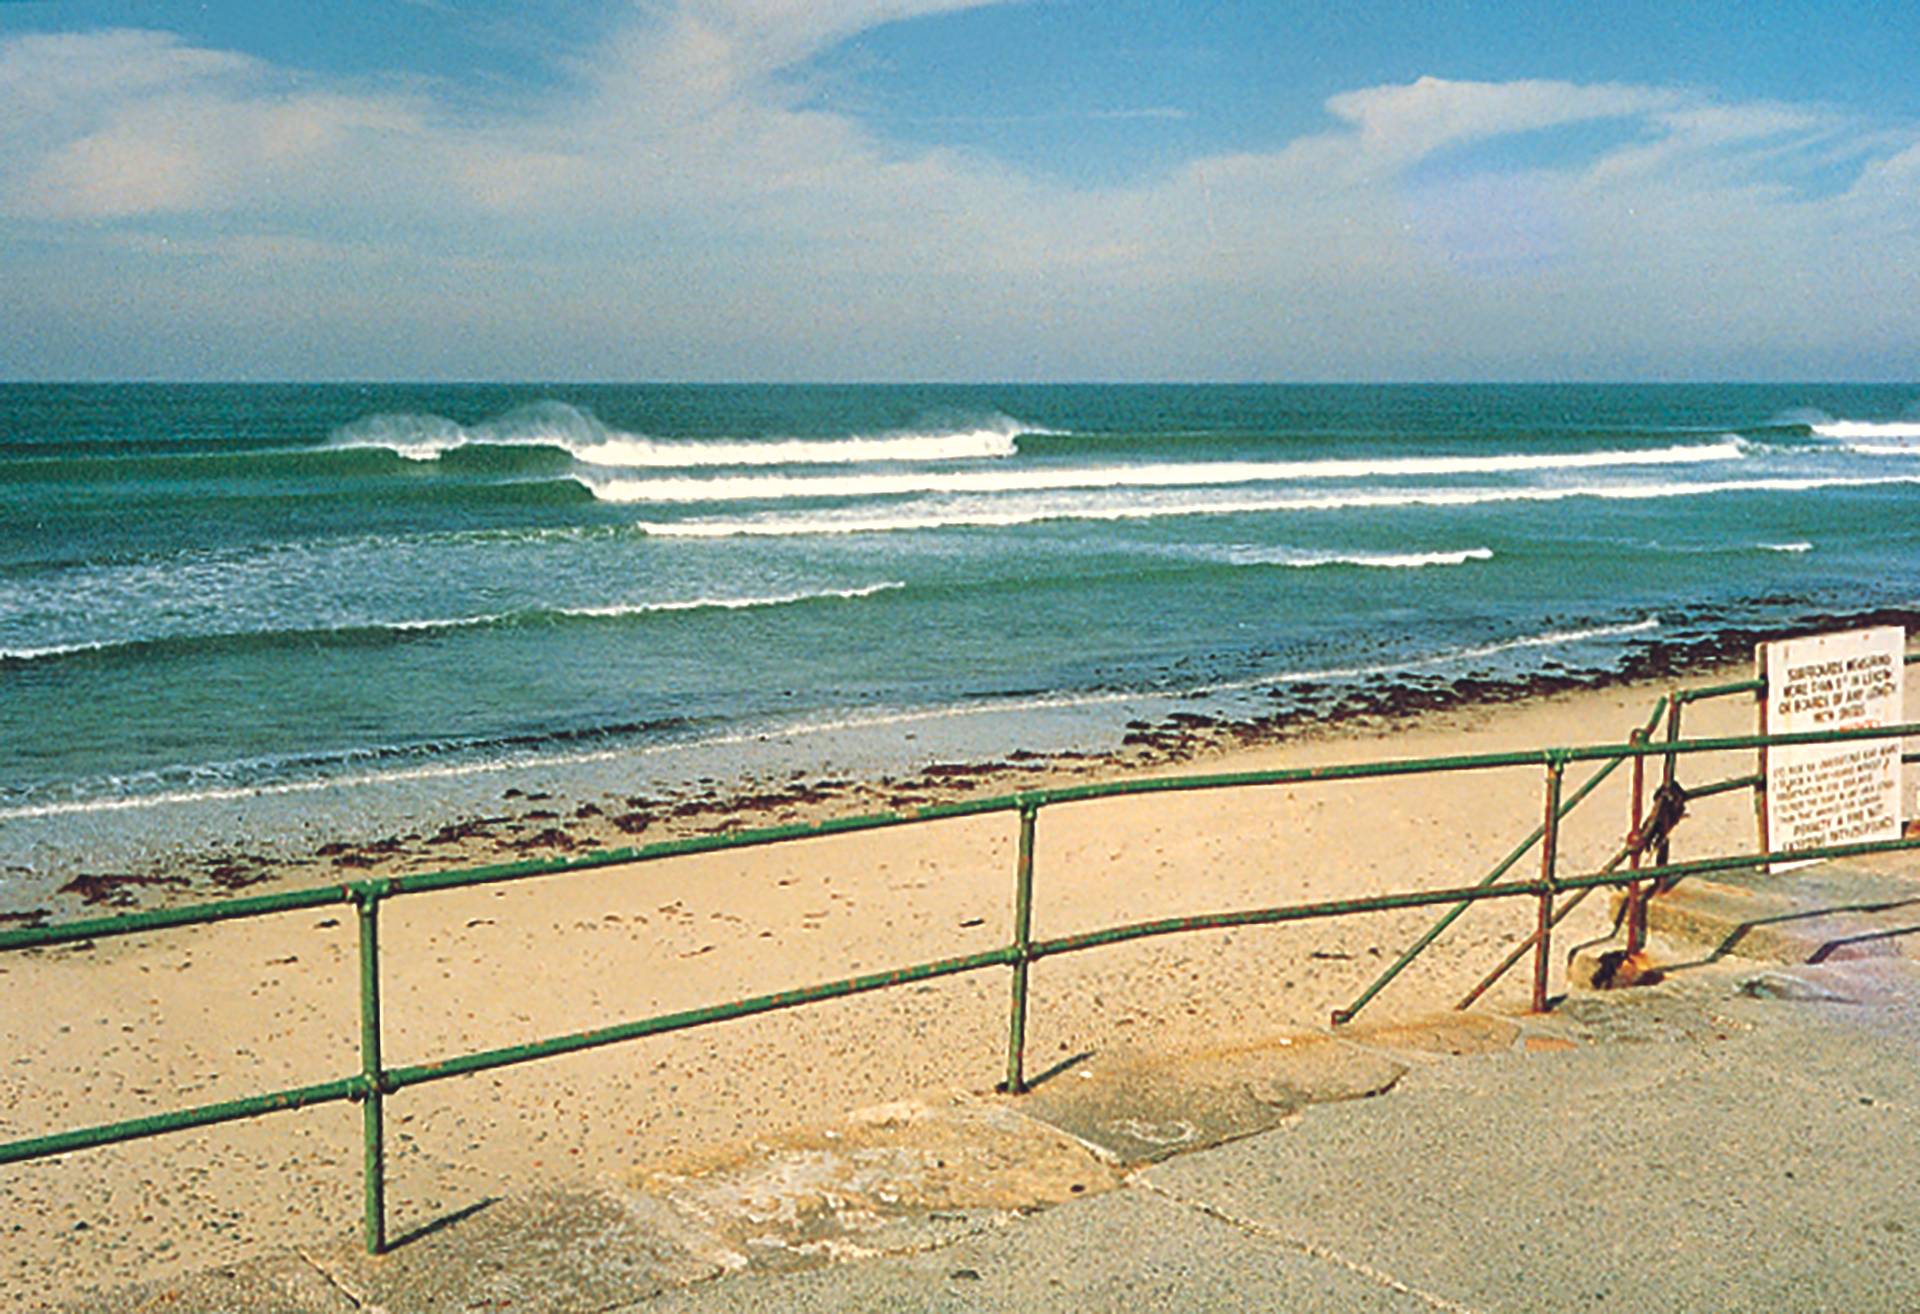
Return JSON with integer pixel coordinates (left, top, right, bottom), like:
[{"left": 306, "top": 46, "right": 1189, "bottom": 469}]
[{"left": 4, "top": 382, "right": 1919, "bottom": 899}]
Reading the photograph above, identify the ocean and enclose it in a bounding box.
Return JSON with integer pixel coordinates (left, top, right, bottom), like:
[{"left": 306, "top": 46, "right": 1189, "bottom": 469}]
[{"left": 4, "top": 381, "right": 1919, "bottom": 905}]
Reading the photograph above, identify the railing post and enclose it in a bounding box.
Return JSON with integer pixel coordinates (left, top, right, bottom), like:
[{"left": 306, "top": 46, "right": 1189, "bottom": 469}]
[
  {"left": 1532, "top": 758, "right": 1565, "bottom": 1013},
  {"left": 1656, "top": 692, "right": 1683, "bottom": 871},
  {"left": 1004, "top": 803, "right": 1037, "bottom": 1095},
  {"left": 1624, "top": 727, "right": 1649, "bottom": 955},
  {"left": 356, "top": 885, "right": 387, "bottom": 1256},
  {"left": 1753, "top": 662, "right": 1771, "bottom": 854}
]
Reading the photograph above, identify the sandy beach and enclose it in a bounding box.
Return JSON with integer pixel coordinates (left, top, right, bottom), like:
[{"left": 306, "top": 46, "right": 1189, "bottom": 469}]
[{"left": 3, "top": 654, "right": 1912, "bottom": 1306}]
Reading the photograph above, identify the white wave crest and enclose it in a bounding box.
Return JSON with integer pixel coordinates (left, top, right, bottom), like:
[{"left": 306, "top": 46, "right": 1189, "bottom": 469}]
[
  {"left": 0, "top": 639, "right": 111, "bottom": 663},
  {"left": 0, "top": 584, "right": 906, "bottom": 666},
  {"left": 555, "top": 582, "right": 903, "bottom": 617},
  {"left": 574, "top": 426, "right": 1024, "bottom": 468},
  {"left": 632, "top": 474, "right": 1920, "bottom": 539},
  {"left": 1213, "top": 546, "right": 1494, "bottom": 569},
  {"left": 1760, "top": 541, "right": 1812, "bottom": 554},
  {"left": 330, "top": 400, "right": 1034, "bottom": 467},
  {"left": 584, "top": 441, "right": 1744, "bottom": 504},
  {"left": 1811, "top": 420, "right": 1920, "bottom": 442}
]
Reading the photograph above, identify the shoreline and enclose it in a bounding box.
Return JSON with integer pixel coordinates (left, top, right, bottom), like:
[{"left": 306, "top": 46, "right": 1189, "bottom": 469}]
[{"left": 12, "top": 603, "right": 1920, "bottom": 927}]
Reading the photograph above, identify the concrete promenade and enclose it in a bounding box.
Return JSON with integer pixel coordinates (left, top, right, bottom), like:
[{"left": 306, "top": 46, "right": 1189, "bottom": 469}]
[{"left": 49, "top": 854, "right": 1920, "bottom": 1312}]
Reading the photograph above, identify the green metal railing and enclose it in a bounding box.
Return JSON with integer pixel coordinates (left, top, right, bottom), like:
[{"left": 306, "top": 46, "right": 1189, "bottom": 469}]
[
  {"left": 1346, "top": 650, "right": 1920, "bottom": 1019},
  {"left": 4, "top": 709, "right": 1919, "bottom": 1255}
]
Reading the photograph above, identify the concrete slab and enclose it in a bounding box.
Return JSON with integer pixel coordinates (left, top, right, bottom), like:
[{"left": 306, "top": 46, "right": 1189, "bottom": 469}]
[
  {"left": 1144, "top": 993, "right": 1920, "bottom": 1313},
  {"left": 53, "top": 1254, "right": 356, "bottom": 1314},
  {"left": 1639, "top": 862, "right": 1920, "bottom": 965},
  {"left": 307, "top": 1187, "right": 719, "bottom": 1313},
  {"left": 643, "top": 1182, "right": 1437, "bottom": 1314},
  {"left": 1009, "top": 1035, "right": 1405, "bottom": 1168},
  {"left": 629, "top": 1095, "right": 1121, "bottom": 1273}
]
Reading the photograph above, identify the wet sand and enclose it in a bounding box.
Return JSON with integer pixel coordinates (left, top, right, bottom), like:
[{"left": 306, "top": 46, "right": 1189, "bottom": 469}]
[{"left": 3, "top": 650, "right": 1913, "bottom": 1307}]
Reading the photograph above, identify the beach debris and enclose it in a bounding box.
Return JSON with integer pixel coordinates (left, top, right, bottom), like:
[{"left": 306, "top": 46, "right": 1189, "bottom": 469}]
[
  {"left": 56, "top": 871, "right": 189, "bottom": 906},
  {"left": 426, "top": 817, "right": 507, "bottom": 845},
  {"left": 512, "top": 828, "right": 576, "bottom": 851},
  {"left": 611, "top": 811, "right": 654, "bottom": 834}
]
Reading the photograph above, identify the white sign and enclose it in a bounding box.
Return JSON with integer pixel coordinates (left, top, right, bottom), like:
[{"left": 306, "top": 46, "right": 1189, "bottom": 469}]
[{"left": 1762, "top": 626, "right": 1905, "bottom": 867}]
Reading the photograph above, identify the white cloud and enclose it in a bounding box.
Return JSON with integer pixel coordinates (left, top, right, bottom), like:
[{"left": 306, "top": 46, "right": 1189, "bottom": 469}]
[
  {"left": 1323, "top": 76, "right": 1681, "bottom": 167},
  {"left": 1, "top": 10, "right": 1917, "bottom": 379}
]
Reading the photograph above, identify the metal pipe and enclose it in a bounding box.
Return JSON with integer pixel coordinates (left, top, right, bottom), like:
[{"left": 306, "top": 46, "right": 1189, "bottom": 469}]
[
  {"left": 1754, "top": 657, "right": 1771, "bottom": 856},
  {"left": 1684, "top": 772, "right": 1765, "bottom": 801},
  {"left": 1004, "top": 805, "right": 1038, "bottom": 1095},
  {"left": 1456, "top": 836, "right": 1635, "bottom": 1011},
  {"left": 384, "top": 945, "right": 1018, "bottom": 1092},
  {"left": 1625, "top": 729, "right": 1649, "bottom": 955},
  {"left": 1332, "top": 729, "right": 1639, "bottom": 1026},
  {"left": 0, "top": 1077, "right": 364, "bottom": 1165},
  {"left": 1532, "top": 760, "right": 1565, "bottom": 1013},
  {"left": 1656, "top": 693, "right": 1683, "bottom": 870},
  {"left": 356, "top": 888, "right": 386, "bottom": 1256},
  {"left": 1677, "top": 677, "right": 1765, "bottom": 703}
]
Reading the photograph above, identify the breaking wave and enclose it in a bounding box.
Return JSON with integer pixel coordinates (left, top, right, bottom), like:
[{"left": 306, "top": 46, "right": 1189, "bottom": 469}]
[
  {"left": 1206, "top": 546, "right": 1494, "bottom": 569},
  {"left": 631, "top": 474, "right": 1920, "bottom": 539},
  {"left": 1810, "top": 419, "right": 1920, "bottom": 443},
  {"left": 330, "top": 401, "right": 1036, "bottom": 467},
  {"left": 0, "top": 583, "right": 905, "bottom": 668},
  {"left": 583, "top": 440, "right": 1745, "bottom": 504}
]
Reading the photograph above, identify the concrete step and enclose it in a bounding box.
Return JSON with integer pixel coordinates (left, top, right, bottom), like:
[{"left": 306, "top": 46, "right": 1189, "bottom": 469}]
[{"left": 1629, "top": 852, "right": 1920, "bottom": 965}]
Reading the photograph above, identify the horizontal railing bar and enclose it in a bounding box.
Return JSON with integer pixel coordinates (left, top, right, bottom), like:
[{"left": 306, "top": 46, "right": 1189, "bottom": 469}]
[
  {"left": 0, "top": 805, "right": 1027, "bottom": 951},
  {"left": 1558, "top": 835, "right": 1920, "bottom": 892},
  {"left": 0, "top": 1077, "right": 363, "bottom": 1166},
  {"left": 1031, "top": 881, "right": 1566, "bottom": 960},
  {"left": 0, "top": 882, "right": 361, "bottom": 952},
  {"left": 1681, "top": 647, "right": 1920, "bottom": 705},
  {"left": 1677, "top": 678, "right": 1765, "bottom": 703},
  {"left": 11, "top": 717, "right": 1920, "bottom": 955},
  {"left": 384, "top": 945, "right": 1018, "bottom": 1091},
  {"left": 1685, "top": 772, "right": 1765, "bottom": 801},
  {"left": 1031, "top": 834, "right": 1920, "bottom": 963}
]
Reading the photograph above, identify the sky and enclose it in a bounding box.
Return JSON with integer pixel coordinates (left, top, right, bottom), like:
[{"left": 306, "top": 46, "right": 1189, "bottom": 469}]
[{"left": 1, "top": 0, "right": 1916, "bottom": 382}]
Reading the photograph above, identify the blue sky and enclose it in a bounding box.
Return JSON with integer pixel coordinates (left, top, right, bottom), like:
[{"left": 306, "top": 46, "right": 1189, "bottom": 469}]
[{"left": 1, "top": 1, "right": 1916, "bottom": 381}]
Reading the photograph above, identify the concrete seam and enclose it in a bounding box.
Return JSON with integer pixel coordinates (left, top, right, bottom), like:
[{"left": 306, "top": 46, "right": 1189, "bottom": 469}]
[
  {"left": 291, "top": 1247, "right": 366, "bottom": 1311},
  {"left": 1129, "top": 1178, "right": 1483, "bottom": 1314}
]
